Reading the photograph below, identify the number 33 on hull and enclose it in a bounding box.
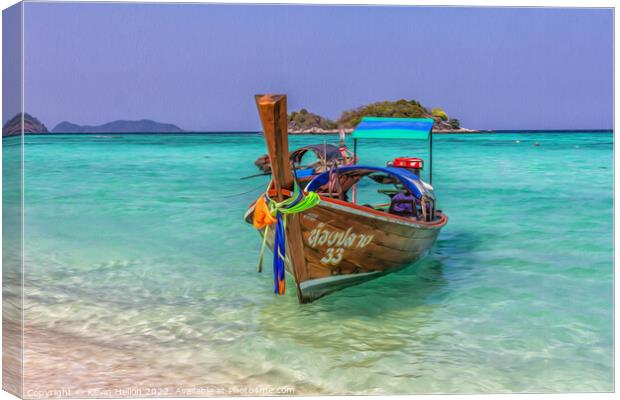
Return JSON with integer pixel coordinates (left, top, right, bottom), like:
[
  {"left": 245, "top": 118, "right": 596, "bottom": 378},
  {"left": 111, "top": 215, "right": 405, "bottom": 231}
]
[{"left": 244, "top": 94, "right": 448, "bottom": 303}]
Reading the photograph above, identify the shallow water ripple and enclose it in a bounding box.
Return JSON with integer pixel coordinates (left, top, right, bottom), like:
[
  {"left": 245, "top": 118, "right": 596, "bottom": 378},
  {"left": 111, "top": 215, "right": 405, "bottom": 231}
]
[{"left": 15, "top": 132, "right": 613, "bottom": 394}]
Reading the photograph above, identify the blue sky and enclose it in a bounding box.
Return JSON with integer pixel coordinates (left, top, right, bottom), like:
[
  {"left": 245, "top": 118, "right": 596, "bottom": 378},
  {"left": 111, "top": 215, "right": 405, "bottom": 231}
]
[{"left": 15, "top": 3, "right": 614, "bottom": 131}]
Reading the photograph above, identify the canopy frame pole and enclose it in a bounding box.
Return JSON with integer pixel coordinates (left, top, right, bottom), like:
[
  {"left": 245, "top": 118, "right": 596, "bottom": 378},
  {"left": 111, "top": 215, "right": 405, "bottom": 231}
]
[
  {"left": 429, "top": 129, "right": 433, "bottom": 185},
  {"left": 352, "top": 138, "right": 358, "bottom": 203}
]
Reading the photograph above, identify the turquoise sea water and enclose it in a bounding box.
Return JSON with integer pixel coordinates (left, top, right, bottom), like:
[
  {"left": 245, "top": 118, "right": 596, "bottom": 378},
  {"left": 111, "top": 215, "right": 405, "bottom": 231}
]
[{"left": 15, "top": 132, "right": 613, "bottom": 393}]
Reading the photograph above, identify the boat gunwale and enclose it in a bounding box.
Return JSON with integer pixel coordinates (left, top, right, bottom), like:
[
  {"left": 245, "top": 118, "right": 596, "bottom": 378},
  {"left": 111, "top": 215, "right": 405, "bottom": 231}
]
[
  {"left": 316, "top": 196, "right": 448, "bottom": 229},
  {"left": 245, "top": 189, "right": 448, "bottom": 231},
  {"left": 264, "top": 188, "right": 448, "bottom": 229}
]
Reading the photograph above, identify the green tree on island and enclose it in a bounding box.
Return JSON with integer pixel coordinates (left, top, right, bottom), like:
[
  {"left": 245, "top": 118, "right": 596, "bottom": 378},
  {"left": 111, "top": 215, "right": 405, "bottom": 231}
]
[
  {"left": 431, "top": 108, "right": 448, "bottom": 121},
  {"left": 288, "top": 109, "right": 338, "bottom": 131}
]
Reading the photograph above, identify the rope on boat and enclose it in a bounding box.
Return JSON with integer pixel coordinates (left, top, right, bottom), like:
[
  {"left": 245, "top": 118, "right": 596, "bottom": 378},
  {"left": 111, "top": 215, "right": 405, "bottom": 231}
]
[
  {"left": 218, "top": 182, "right": 267, "bottom": 198},
  {"left": 252, "top": 180, "right": 320, "bottom": 295}
]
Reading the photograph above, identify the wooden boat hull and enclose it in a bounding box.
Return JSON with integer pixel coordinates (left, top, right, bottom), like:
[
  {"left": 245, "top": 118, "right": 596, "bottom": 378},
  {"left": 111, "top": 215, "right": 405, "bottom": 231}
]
[{"left": 245, "top": 196, "right": 447, "bottom": 302}]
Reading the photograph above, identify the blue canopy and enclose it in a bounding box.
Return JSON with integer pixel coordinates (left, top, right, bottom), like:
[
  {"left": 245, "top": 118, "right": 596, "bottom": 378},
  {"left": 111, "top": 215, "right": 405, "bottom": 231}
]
[
  {"left": 351, "top": 117, "right": 434, "bottom": 140},
  {"left": 306, "top": 165, "right": 434, "bottom": 200}
]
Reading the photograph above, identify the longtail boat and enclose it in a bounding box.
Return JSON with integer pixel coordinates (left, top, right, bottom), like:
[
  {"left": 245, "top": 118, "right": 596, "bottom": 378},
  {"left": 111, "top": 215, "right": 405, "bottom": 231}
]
[
  {"left": 251, "top": 136, "right": 355, "bottom": 186},
  {"left": 245, "top": 94, "right": 448, "bottom": 303},
  {"left": 254, "top": 143, "right": 354, "bottom": 173}
]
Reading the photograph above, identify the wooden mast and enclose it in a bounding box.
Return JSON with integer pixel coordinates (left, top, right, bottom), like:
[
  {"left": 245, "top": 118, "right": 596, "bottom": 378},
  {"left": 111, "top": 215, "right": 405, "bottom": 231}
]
[
  {"left": 254, "top": 94, "right": 310, "bottom": 302},
  {"left": 255, "top": 95, "right": 292, "bottom": 199}
]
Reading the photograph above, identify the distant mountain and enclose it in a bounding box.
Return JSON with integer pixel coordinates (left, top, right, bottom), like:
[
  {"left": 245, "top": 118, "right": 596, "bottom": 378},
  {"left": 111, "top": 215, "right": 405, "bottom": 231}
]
[
  {"left": 2, "top": 113, "right": 49, "bottom": 137},
  {"left": 52, "top": 119, "right": 183, "bottom": 133}
]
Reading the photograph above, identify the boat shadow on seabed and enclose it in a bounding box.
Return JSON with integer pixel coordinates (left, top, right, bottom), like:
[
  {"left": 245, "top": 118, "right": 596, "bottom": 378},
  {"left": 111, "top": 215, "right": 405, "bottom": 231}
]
[
  {"left": 253, "top": 231, "right": 483, "bottom": 351},
  {"left": 283, "top": 228, "right": 480, "bottom": 311}
]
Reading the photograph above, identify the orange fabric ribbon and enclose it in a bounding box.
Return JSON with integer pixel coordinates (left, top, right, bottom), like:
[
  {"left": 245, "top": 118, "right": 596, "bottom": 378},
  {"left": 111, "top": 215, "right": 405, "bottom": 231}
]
[
  {"left": 277, "top": 277, "right": 286, "bottom": 295},
  {"left": 252, "top": 196, "right": 277, "bottom": 229}
]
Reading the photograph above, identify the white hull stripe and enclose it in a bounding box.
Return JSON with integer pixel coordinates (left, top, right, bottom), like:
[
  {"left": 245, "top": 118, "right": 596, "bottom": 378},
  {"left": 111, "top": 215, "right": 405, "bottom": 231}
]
[{"left": 299, "top": 271, "right": 382, "bottom": 291}]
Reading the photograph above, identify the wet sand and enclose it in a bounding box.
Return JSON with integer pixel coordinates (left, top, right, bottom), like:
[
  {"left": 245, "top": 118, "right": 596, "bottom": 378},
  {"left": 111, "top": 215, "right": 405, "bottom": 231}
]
[{"left": 17, "top": 321, "right": 302, "bottom": 398}]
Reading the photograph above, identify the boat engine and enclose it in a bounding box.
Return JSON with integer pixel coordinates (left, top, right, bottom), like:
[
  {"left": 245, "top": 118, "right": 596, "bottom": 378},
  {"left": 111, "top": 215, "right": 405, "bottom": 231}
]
[{"left": 389, "top": 157, "right": 424, "bottom": 177}]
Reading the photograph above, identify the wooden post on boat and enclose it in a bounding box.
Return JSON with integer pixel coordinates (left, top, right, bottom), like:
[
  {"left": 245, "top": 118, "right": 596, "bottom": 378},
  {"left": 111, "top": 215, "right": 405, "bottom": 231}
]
[
  {"left": 255, "top": 95, "right": 292, "bottom": 200},
  {"left": 338, "top": 126, "right": 346, "bottom": 147},
  {"left": 255, "top": 94, "right": 310, "bottom": 303}
]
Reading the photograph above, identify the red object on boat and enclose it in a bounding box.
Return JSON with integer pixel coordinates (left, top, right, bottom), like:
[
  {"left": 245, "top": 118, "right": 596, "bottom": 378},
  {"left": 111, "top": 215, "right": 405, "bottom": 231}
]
[{"left": 392, "top": 157, "right": 424, "bottom": 169}]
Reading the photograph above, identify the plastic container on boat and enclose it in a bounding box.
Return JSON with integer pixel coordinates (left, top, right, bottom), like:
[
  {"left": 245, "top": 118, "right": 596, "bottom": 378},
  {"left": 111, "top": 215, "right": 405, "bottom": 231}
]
[{"left": 392, "top": 157, "right": 424, "bottom": 169}]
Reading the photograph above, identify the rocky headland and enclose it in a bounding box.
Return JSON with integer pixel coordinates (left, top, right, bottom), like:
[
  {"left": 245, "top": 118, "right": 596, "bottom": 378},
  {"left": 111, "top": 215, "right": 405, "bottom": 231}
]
[{"left": 2, "top": 113, "right": 49, "bottom": 137}]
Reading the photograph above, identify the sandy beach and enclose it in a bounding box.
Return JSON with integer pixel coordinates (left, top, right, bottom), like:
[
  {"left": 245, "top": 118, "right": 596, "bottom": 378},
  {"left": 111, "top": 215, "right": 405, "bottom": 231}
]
[{"left": 17, "top": 320, "right": 306, "bottom": 398}]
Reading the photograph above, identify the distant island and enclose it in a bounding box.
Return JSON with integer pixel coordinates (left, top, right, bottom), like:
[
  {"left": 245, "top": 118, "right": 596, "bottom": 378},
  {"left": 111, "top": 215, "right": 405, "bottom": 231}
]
[
  {"left": 288, "top": 99, "right": 478, "bottom": 134},
  {"left": 288, "top": 109, "right": 338, "bottom": 132},
  {"left": 52, "top": 119, "right": 183, "bottom": 133},
  {"left": 2, "top": 113, "right": 183, "bottom": 137},
  {"left": 3, "top": 98, "right": 478, "bottom": 137}
]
